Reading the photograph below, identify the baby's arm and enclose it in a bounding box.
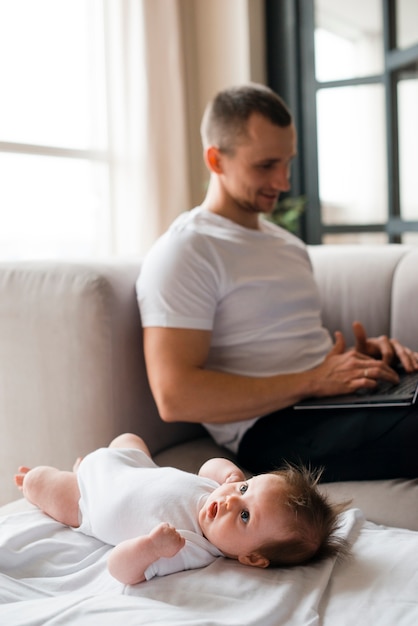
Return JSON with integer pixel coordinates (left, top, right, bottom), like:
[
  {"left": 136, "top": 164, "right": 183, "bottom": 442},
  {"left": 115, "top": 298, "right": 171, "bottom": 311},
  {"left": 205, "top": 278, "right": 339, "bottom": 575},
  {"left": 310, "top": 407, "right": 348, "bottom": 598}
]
[
  {"left": 198, "top": 458, "right": 246, "bottom": 485},
  {"left": 107, "top": 522, "right": 185, "bottom": 585}
]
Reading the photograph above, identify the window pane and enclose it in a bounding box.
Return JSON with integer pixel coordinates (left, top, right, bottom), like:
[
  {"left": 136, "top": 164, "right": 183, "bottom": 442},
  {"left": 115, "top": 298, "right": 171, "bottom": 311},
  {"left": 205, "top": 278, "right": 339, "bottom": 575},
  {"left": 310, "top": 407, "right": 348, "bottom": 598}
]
[
  {"left": 0, "top": 153, "right": 110, "bottom": 260},
  {"left": 314, "top": 0, "right": 383, "bottom": 81},
  {"left": 317, "top": 85, "right": 387, "bottom": 225},
  {"left": 0, "top": 0, "right": 107, "bottom": 149},
  {"left": 396, "top": 0, "right": 418, "bottom": 49},
  {"left": 323, "top": 233, "right": 388, "bottom": 245},
  {"left": 398, "top": 69, "right": 418, "bottom": 220}
]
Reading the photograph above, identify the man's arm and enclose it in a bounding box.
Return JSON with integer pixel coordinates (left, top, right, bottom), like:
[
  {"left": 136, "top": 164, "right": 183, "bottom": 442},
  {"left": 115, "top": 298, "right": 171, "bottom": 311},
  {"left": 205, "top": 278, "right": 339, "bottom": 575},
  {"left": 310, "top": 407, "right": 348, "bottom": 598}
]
[
  {"left": 143, "top": 326, "right": 400, "bottom": 425},
  {"left": 107, "top": 523, "right": 185, "bottom": 585},
  {"left": 198, "top": 458, "right": 246, "bottom": 484}
]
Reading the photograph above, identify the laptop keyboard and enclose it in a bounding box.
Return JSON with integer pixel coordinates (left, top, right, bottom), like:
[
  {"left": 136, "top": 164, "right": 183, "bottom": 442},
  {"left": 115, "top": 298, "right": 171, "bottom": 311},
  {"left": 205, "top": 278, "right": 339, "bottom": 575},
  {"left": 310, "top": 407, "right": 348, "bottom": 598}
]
[{"left": 373, "top": 371, "right": 418, "bottom": 397}]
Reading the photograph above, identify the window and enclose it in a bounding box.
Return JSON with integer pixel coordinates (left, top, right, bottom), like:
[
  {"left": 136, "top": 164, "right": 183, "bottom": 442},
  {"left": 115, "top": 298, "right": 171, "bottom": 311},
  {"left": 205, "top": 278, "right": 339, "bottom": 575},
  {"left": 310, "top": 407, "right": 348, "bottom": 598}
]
[
  {"left": 0, "top": 0, "right": 110, "bottom": 260},
  {"left": 265, "top": 0, "right": 418, "bottom": 244}
]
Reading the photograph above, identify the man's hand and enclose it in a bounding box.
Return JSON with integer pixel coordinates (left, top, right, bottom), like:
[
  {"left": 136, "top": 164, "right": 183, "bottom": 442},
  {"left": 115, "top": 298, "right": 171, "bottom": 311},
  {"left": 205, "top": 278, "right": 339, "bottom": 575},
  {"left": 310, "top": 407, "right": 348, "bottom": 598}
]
[
  {"left": 353, "top": 321, "right": 418, "bottom": 372},
  {"left": 310, "top": 330, "right": 400, "bottom": 398}
]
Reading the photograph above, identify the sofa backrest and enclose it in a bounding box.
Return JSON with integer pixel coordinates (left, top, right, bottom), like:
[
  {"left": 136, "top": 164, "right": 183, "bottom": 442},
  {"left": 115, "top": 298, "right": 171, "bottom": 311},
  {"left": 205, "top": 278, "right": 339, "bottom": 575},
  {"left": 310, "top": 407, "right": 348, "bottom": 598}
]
[{"left": 309, "top": 244, "right": 417, "bottom": 348}]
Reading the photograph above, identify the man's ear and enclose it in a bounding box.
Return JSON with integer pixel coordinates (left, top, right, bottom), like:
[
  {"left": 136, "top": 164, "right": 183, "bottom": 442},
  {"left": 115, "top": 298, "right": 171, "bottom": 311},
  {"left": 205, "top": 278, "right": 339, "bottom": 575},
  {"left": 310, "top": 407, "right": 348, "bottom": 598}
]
[
  {"left": 238, "top": 553, "right": 270, "bottom": 569},
  {"left": 205, "top": 146, "right": 223, "bottom": 174}
]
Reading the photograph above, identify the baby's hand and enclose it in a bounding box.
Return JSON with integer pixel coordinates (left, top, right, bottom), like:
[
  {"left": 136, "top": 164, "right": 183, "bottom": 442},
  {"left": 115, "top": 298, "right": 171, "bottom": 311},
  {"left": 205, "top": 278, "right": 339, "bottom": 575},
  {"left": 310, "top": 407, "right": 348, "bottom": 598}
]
[
  {"left": 149, "top": 523, "right": 185, "bottom": 559},
  {"left": 224, "top": 470, "right": 246, "bottom": 484}
]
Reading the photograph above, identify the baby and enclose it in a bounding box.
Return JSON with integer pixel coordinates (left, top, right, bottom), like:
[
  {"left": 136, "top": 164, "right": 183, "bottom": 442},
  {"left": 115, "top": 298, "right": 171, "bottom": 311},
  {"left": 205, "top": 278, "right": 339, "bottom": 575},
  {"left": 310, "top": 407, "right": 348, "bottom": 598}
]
[{"left": 15, "top": 433, "right": 348, "bottom": 585}]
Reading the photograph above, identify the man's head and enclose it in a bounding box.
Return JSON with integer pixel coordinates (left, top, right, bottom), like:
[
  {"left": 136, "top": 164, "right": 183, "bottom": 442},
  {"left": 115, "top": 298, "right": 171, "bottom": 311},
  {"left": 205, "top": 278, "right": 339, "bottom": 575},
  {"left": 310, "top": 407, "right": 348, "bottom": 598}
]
[
  {"left": 200, "top": 84, "right": 297, "bottom": 225},
  {"left": 200, "top": 83, "right": 292, "bottom": 155},
  {"left": 198, "top": 464, "right": 349, "bottom": 569}
]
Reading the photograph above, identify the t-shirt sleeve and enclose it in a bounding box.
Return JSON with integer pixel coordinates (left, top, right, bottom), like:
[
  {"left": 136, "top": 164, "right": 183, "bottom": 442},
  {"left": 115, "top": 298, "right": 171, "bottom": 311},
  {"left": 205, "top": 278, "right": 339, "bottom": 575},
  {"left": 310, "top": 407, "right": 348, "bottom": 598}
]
[{"left": 137, "top": 230, "right": 219, "bottom": 330}]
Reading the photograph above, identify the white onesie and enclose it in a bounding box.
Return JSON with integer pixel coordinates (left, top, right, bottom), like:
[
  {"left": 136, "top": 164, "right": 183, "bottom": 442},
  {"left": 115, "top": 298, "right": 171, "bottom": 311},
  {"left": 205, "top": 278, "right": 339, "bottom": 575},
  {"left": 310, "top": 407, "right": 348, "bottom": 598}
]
[{"left": 76, "top": 447, "right": 223, "bottom": 580}]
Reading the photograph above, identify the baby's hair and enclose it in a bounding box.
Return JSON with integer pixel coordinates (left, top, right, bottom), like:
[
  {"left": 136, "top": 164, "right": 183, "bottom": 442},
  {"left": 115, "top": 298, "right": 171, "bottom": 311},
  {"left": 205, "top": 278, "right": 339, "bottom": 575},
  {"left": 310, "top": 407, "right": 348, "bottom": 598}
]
[{"left": 257, "top": 463, "right": 351, "bottom": 568}]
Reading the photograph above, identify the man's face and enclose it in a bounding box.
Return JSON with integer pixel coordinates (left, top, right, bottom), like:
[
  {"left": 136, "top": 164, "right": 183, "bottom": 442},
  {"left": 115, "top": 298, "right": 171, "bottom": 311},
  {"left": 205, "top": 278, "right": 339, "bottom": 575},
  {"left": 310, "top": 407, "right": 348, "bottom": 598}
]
[
  {"left": 215, "top": 114, "right": 297, "bottom": 227},
  {"left": 198, "top": 473, "right": 294, "bottom": 565}
]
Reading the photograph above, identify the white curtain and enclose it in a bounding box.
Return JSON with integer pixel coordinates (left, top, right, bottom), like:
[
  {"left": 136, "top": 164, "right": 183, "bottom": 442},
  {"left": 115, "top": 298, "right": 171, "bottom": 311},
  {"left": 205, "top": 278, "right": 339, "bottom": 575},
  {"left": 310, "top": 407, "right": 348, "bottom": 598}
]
[
  {"left": 140, "top": 0, "right": 193, "bottom": 249},
  {"left": 0, "top": 0, "right": 264, "bottom": 261},
  {"left": 104, "top": 0, "right": 191, "bottom": 256},
  {"left": 104, "top": 0, "right": 265, "bottom": 257}
]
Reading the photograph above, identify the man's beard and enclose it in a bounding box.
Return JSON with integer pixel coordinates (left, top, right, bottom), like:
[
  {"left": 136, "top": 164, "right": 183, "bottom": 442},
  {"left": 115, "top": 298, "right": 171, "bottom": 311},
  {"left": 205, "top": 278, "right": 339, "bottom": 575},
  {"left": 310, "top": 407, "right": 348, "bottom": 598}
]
[{"left": 235, "top": 196, "right": 263, "bottom": 215}]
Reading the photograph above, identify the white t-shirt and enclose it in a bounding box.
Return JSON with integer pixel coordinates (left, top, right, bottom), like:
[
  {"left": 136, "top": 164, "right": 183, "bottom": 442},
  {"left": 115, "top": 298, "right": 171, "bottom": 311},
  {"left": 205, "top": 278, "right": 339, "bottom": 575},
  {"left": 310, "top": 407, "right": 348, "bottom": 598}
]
[
  {"left": 76, "top": 447, "right": 223, "bottom": 580},
  {"left": 137, "top": 207, "right": 332, "bottom": 452}
]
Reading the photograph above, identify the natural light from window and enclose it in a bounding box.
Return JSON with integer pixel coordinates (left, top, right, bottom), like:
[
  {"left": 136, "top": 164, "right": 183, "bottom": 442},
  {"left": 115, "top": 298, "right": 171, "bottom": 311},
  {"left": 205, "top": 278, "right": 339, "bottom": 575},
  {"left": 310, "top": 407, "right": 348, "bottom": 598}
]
[
  {"left": 0, "top": 0, "right": 110, "bottom": 260},
  {"left": 314, "top": 0, "right": 386, "bottom": 238}
]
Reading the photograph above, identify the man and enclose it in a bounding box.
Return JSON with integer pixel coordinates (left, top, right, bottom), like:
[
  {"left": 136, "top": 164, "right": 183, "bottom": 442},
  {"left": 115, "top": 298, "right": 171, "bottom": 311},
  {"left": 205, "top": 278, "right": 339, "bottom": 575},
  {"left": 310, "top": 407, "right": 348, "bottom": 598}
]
[{"left": 137, "top": 83, "right": 418, "bottom": 481}]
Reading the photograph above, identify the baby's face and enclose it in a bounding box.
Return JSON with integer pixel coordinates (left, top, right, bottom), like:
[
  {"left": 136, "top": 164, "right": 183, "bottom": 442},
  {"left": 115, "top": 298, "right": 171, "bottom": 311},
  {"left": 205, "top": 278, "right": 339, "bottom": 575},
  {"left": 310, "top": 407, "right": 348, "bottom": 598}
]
[{"left": 198, "top": 473, "right": 293, "bottom": 565}]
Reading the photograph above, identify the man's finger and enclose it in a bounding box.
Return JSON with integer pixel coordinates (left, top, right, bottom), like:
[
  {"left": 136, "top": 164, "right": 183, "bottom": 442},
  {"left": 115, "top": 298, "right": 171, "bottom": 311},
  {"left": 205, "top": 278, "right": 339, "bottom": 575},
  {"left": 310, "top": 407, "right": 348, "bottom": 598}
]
[
  {"left": 331, "top": 330, "right": 346, "bottom": 355},
  {"left": 353, "top": 321, "right": 367, "bottom": 351}
]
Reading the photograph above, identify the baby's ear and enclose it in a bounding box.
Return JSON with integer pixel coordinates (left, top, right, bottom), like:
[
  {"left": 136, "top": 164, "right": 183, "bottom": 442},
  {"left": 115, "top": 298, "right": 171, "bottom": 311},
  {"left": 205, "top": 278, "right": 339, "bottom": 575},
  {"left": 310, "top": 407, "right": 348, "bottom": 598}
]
[{"left": 238, "top": 553, "right": 270, "bottom": 569}]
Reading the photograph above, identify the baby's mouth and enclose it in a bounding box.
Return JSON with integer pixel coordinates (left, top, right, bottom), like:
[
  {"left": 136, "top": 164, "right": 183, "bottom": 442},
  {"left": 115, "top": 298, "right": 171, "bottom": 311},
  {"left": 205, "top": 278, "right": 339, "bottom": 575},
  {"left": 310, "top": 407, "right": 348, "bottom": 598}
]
[{"left": 209, "top": 502, "right": 218, "bottom": 519}]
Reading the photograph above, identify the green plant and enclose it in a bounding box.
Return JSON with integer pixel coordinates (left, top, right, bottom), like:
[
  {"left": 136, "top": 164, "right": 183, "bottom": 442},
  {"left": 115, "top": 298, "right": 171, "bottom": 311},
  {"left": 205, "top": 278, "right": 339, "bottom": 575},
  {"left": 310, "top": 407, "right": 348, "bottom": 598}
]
[{"left": 264, "top": 195, "right": 306, "bottom": 234}]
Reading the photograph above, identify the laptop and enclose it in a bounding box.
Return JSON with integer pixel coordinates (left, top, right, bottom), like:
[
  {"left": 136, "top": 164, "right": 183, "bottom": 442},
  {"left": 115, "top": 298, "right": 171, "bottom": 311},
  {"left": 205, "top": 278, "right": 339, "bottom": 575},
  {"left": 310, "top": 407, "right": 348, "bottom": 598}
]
[{"left": 294, "top": 368, "right": 418, "bottom": 410}]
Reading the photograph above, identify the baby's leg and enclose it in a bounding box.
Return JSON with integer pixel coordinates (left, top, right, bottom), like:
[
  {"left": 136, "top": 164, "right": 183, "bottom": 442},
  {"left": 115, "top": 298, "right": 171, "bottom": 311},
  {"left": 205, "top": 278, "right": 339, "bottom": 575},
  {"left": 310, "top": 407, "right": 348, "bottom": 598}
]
[
  {"left": 15, "top": 466, "right": 80, "bottom": 527},
  {"left": 108, "top": 433, "right": 152, "bottom": 458}
]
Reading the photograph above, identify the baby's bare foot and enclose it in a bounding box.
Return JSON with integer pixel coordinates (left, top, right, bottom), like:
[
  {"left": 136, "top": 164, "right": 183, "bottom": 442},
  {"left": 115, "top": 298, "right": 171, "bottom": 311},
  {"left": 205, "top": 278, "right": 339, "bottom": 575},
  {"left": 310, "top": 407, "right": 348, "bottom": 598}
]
[{"left": 14, "top": 466, "right": 31, "bottom": 490}]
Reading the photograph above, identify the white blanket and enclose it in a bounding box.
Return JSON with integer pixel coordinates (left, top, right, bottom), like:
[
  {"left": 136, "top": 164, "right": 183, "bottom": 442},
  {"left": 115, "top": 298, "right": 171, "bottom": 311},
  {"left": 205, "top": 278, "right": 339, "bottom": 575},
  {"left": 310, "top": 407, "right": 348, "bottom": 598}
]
[{"left": 0, "top": 506, "right": 417, "bottom": 625}]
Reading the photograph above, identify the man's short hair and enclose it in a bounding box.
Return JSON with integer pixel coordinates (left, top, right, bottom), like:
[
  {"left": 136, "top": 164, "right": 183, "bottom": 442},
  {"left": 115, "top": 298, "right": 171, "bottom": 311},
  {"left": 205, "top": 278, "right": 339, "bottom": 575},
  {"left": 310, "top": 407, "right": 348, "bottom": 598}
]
[{"left": 200, "top": 83, "right": 292, "bottom": 154}]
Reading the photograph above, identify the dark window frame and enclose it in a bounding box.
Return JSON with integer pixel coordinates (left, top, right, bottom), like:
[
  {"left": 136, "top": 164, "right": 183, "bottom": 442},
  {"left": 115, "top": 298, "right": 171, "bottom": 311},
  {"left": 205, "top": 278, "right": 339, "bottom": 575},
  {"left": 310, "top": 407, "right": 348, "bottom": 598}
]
[{"left": 265, "top": 0, "right": 418, "bottom": 244}]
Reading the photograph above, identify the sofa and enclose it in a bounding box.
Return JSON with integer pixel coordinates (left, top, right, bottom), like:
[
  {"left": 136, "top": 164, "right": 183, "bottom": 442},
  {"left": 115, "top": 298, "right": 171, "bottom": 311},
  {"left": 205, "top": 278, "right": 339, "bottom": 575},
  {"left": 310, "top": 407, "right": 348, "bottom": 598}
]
[{"left": 1, "top": 244, "right": 418, "bottom": 530}]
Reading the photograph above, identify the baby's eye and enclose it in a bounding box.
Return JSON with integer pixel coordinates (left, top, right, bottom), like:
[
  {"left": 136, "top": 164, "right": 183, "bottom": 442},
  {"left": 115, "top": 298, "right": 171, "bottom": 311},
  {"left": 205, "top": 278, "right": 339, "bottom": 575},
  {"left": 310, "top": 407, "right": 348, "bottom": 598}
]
[
  {"left": 240, "top": 509, "right": 250, "bottom": 524},
  {"left": 239, "top": 483, "right": 248, "bottom": 494}
]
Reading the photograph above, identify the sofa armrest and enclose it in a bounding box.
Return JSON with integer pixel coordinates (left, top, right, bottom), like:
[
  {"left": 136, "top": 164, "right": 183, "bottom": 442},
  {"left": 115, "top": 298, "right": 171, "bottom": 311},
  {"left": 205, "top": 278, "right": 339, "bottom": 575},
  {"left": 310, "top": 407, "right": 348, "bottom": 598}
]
[
  {"left": 392, "top": 249, "right": 418, "bottom": 351},
  {"left": 0, "top": 261, "right": 202, "bottom": 505}
]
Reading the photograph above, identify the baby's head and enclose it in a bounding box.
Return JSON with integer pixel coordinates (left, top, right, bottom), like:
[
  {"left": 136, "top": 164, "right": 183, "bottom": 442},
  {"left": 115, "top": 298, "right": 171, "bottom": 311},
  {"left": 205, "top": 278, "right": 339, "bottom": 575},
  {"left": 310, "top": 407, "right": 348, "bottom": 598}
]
[
  {"left": 199, "top": 464, "right": 348, "bottom": 569},
  {"left": 253, "top": 464, "right": 349, "bottom": 568}
]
